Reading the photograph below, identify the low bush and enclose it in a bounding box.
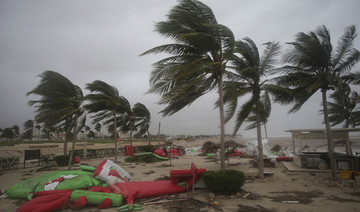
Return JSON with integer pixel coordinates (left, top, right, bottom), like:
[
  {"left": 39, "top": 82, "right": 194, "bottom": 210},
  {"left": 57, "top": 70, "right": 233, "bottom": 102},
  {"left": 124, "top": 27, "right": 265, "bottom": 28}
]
[
  {"left": 125, "top": 154, "right": 163, "bottom": 163},
  {"left": 203, "top": 170, "right": 245, "bottom": 195},
  {"left": 41, "top": 154, "right": 56, "bottom": 166},
  {"left": 136, "top": 145, "right": 157, "bottom": 153},
  {"left": 53, "top": 155, "right": 71, "bottom": 166}
]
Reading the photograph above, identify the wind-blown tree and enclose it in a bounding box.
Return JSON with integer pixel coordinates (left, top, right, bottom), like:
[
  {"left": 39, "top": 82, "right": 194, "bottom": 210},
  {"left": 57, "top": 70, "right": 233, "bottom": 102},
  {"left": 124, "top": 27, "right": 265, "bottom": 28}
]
[
  {"left": 35, "top": 124, "right": 41, "bottom": 140},
  {"left": 95, "top": 122, "right": 102, "bottom": 138},
  {"left": 12, "top": 125, "right": 20, "bottom": 140},
  {"left": 243, "top": 95, "right": 271, "bottom": 138},
  {"left": 2, "top": 128, "right": 14, "bottom": 140},
  {"left": 327, "top": 84, "right": 360, "bottom": 128},
  {"left": 140, "top": 0, "right": 235, "bottom": 171},
  {"left": 42, "top": 126, "right": 55, "bottom": 140},
  {"left": 84, "top": 80, "right": 129, "bottom": 163},
  {"left": 117, "top": 102, "right": 151, "bottom": 146},
  {"left": 223, "top": 37, "right": 281, "bottom": 178},
  {"left": 27, "top": 70, "right": 84, "bottom": 170},
  {"left": 22, "top": 120, "right": 34, "bottom": 140},
  {"left": 275, "top": 25, "right": 360, "bottom": 180}
]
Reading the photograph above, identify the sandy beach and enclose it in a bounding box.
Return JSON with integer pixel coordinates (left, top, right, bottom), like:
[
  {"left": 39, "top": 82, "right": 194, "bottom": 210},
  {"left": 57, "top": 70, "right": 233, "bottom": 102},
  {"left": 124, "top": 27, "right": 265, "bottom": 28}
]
[{"left": 1, "top": 137, "right": 360, "bottom": 212}]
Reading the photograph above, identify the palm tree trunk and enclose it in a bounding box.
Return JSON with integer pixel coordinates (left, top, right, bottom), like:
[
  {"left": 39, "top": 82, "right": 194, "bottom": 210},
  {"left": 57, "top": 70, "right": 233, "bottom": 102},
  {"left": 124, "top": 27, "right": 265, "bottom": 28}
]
[
  {"left": 217, "top": 76, "right": 226, "bottom": 172},
  {"left": 256, "top": 102, "right": 264, "bottom": 179},
  {"left": 67, "top": 113, "right": 78, "bottom": 170},
  {"left": 114, "top": 111, "right": 118, "bottom": 163},
  {"left": 63, "top": 138, "right": 68, "bottom": 155},
  {"left": 130, "top": 125, "right": 133, "bottom": 146},
  {"left": 264, "top": 123, "right": 268, "bottom": 139},
  {"left": 322, "top": 90, "right": 337, "bottom": 180},
  {"left": 63, "top": 119, "right": 70, "bottom": 155}
]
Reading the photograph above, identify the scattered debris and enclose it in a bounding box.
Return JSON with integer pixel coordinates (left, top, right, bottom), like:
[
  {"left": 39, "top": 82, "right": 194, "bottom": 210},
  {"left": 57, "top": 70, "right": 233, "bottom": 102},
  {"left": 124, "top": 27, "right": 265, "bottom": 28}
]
[
  {"left": 237, "top": 204, "right": 275, "bottom": 212},
  {"left": 267, "top": 190, "right": 323, "bottom": 204},
  {"left": 162, "top": 197, "right": 223, "bottom": 212},
  {"left": 125, "top": 154, "right": 165, "bottom": 163},
  {"left": 327, "top": 195, "right": 359, "bottom": 203},
  {"left": 142, "top": 170, "right": 155, "bottom": 175},
  {"left": 281, "top": 200, "right": 299, "bottom": 204}
]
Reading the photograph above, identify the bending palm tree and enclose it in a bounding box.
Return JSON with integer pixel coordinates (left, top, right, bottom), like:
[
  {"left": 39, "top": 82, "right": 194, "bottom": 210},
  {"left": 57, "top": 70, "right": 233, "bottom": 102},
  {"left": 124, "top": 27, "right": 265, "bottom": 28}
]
[
  {"left": 117, "top": 102, "right": 151, "bottom": 146},
  {"left": 276, "top": 25, "right": 360, "bottom": 180},
  {"left": 223, "top": 37, "right": 281, "bottom": 178},
  {"left": 327, "top": 84, "right": 360, "bottom": 128},
  {"left": 140, "top": 0, "right": 235, "bottom": 171},
  {"left": 27, "top": 70, "right": 84, "bottom": 170},
  {"left": 84, "top": 80, "right": 129, "bottom": 162}
]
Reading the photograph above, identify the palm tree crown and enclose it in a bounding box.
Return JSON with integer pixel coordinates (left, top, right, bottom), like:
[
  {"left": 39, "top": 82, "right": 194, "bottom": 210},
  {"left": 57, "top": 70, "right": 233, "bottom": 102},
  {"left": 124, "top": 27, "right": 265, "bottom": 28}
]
[
  {"left": 327, "top": 84, "right": 360, "bottom": 128},
  {"left": 84, "top": 80, "right": 129, "bottom": 162},
  {"left": 276, "top": 25, "right": 360, "bottom": 180},
  {"left": 117, "top": 102, "right": 151, "bottom": 145},
  {"left": 223, "top": 37, "right": 281, "bottom": 178},
  {"left": 27, "top": 70, "right": 84, "bottom": 169},
  {"left": 141, "top": 0, "right": 235, "bottom": 171},
  {"left": 276, "top": 25, "right": 360, "bottom": 112}
]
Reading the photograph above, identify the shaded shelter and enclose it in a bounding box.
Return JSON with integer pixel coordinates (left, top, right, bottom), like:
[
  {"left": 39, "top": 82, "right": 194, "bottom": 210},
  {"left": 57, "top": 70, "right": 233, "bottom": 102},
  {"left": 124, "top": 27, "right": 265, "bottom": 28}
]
[{"left": 286, "top": 128, "right": 360, "bottom": 156}]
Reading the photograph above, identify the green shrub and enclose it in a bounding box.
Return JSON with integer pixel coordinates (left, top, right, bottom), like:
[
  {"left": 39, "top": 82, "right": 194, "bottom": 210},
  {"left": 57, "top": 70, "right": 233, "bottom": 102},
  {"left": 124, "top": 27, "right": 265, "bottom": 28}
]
[
  {"left": 53, "top": 155, "right": 71, "bottom": 166},
  {"left": 203, "top": 170, "right": 245, "bottom": 195},
  {"left": 41, "top": 154, "right": 56, "bottom": 166},
  {"left": 125, "top": 154, "right": 163, "bottom": 163},
  {"left": 136, "top": 145, "right": 157, "bottom": 153}
]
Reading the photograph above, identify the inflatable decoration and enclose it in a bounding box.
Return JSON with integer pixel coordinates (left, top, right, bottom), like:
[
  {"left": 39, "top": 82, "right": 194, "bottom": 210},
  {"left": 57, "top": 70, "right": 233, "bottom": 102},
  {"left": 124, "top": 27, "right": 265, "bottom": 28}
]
[{"left": 6, "top": 159, "right": 206, "bottom": 211}]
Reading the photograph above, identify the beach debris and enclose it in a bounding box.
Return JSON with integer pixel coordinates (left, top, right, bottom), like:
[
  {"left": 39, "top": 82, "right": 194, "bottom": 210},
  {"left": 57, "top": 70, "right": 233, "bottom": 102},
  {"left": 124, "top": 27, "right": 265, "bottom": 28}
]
[
  {"left": 267, "top": 190, "right": 323, "bottom": 204},
  {"left": 237, "top": 204, "right": 273, "bottom": 212},
  {"left": 6, "top": 160, "right": 206, "bottom": 211},
  {"left": 281, "top": 200, "right": 299, "bottom": 204}
]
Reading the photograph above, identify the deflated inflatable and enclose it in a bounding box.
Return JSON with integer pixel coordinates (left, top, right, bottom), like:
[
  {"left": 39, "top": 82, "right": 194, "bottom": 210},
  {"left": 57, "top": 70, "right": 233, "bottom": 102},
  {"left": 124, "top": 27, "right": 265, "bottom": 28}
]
[{"left": 6, "top": 159, "right": 206, "bottom": 211}]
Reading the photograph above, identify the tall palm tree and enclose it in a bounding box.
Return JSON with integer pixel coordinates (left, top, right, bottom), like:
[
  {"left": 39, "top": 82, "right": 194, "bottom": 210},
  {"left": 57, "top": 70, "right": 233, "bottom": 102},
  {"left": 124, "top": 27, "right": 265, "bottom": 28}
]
[
  {"left": 243, "top": 95, "right": 271, "bottom": 138},
  {"left": 140, "top": 0, "right": 235, "bottom": 171},
  {"left": 27, "top": 70, "right": 84, "bottom": 170},
  {"left": 84, "top": 80, "right": 129, "bottom": 162},
  {"left": 117, "top": 102, "right": 151, "bottom": 146},
  {"left": 95, "top": 122, "right": 102, "bottom": 139},
  {"left": 327, "top": 84, "right": 360, "bottom": 128},
  {"left": 12, "top": 125, "right": 20, "bottom": 140},
  {"left": 23, "top": 120, "right": 34, "bottom": 140},
  {"left": 276, "top": 25, "right": 360, "bottom": 180},
  {"left": 223, "top": 37, "right": 281, "bottom": 178}
]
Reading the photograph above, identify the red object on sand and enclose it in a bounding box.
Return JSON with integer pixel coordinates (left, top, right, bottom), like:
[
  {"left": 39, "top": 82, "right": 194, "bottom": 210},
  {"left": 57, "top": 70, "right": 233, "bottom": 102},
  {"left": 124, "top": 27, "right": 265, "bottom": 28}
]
[
  {"left": 74, "top": 156, "right": 80, "bottom": 163},
  {"left": 71, "top": 195, "right": 86, "bottom": 209},
  {"left": 231, "top": 150, "right": 242, "bottom": 156},
  {"left": 115, "top": 163, "right": 206, "bottom": 205},
  {"left": 276, "top": 156, "right": 293, "bottom": 161},
  {"left": 124, "top": 145, "right": 133, "bottom": 156},
  {"left": 153, "top": 149, "right": 167, "bottom": 157},
  {"left": 16, "top": 190, "right": 73, "bottom": 212}
]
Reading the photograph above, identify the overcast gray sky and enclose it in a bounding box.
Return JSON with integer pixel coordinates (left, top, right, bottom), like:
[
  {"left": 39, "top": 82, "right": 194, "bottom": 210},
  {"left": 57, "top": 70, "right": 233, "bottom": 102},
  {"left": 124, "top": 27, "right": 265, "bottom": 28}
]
[{"left": 0, "top": 0, "right": 359, "bottom": 138}]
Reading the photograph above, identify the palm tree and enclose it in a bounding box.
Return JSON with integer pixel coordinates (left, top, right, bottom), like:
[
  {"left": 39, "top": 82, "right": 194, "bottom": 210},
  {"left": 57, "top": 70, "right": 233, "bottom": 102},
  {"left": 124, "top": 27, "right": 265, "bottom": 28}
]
[
  {"left": 95, "top": 122, "right": 102, "bottom": 139},
  {"left": 276, "top": 25, "right": 360, "bottom": 180},
  {"left": 327, "top": 84, "right": 360, "bottom": 128},
  {"left": 35, "top": 124, "right": 41, "bottom": 140},
  {"left": 117, "top": 102, "right": 151, "bottom": 146},
  {"left": 243, "top": 97, "right": 271, "bottom": 138},
  {"left": 23, "top": 120, "right": 34, "bottom": 140},
  {"left": 12, "top": 125, "right": 20, "bottom": 140},
  {"left": 223, "top": 37, "right": 281, "bottom": 178},
  {"left": 27, "top": 70, "right": 84, "bottom": 170},
  {"left": 84, "top": 80, "right": 129, "bottom": 162},
  {"left": 140, "top": 0, "right": 235, "bottom": 171}
]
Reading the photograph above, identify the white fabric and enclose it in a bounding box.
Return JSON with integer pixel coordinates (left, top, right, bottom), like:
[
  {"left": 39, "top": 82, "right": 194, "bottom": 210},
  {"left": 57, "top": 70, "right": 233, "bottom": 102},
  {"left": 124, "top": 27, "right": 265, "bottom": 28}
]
[
  {"left": 44, "top": 175, "right": 77, "bottom": 191},
  {"left": 95, "top": 159, "right": 131, "bottom": 184}
]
